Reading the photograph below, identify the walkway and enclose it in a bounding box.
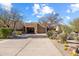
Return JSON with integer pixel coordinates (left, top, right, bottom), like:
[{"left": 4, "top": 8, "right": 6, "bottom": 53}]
[{"left": 0, "top": 34, "right": 62, "bottom": 56}]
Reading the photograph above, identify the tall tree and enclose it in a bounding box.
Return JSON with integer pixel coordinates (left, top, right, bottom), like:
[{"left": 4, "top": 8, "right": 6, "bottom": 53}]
[
  {"left": 39, "top": 12, "right": 62, "bottom": 24},
  {"left": 11, "top": 10, "right": 23, "bottom": 31},
  {"left": 39, "top": 12, "right": 63, "bottom": 30},
  {"left": 0, "top": 9, "right": 23, "bottom": 31},
  {"left": 0, "top": 10, "right": 12, "bottom": 28}
]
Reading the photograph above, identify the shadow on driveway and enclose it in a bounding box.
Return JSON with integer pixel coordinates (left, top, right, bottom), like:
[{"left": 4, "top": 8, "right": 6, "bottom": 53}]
[{"left": 8, "top": 34, "right": 48, "bottom": 39}]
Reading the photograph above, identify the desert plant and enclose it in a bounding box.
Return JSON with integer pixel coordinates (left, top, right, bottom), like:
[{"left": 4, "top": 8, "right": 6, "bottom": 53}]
[
  {"left": 64, "top": 46, "right": 68, "bottom": 51},
  {"left": 69, "top": 50, "right": 78, "bottom": 56},
  {"left": 76, "top": 36, "right": 79, "bottom": 41},
  {"left": 64, "top": 43, "right": 69, "bottom": 51},
  {"left": 57, "top": 25, "right": 72, "bottom": 43},
  {"left": 69, "top": 18, "right": 79, "bottom": 32},
  {"left": 52, "top": 31, "right": 58, "bottom": 39},
  {"left": 0, "top": 28, "right": 13, "bottom": 38},
  {"left": 58, "top": 32, "right": 67, "bottom": 43},
  {"left": 60, "top": 25, "right": 72, "bottom": 35},
  {"left": 64, "top": 43, "right": 68, "bottom": 47},
  {"left": 47, "top": 29, "right": 58, "bottom": 39},
  {"left": 47, "top": 30, "right": 53, "bottom": 37},
  {"left": 15, "top": 31, "right": 22, "bottom": 35},
  {"left": 68, "top": 32, "right": 79, "bottom": 40}
]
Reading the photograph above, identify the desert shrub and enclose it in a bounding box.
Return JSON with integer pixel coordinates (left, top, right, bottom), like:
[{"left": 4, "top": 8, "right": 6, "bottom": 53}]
[
  {"left": 60, "top": 25, "right": 72, "bottom": 35},
  {"left": 64, "top": 43, "right": 69, "bottom": 51},
  {"left": 47, "top": 30, "right": 53, "bottom": 37},
  {"left": 51, "top": 31, "right": 58, "bottom": 39},
  {"left": 0, "top": 28, "right": 13, "bottom": 38},
  {"left": 47, "top": 29, "right": 58, "bottom": 39},
  {"left": 58, "top": 32, "right": 67, "bottom": 43},
  {"left": 73, "top": 35, "right": 79, "bottom": 41},
  {"left": 64, "top": 46, "right": 68, "bottom": 51},
  {"left": 69, "top": 18, "right": 79, "bottom": 33},
  {"left": 67, "top": 34, "right": 74, "bottom": 40},
  {"left": 64, "top": 43, "right": 69, "bottom": 47},
  {"left": 56, "top": 25, "right": 72, "bottom": 42},
  {"left": 15, "top": 31, "right": 22, "bottom": 35},
  {"left": 69, "top": 50, "right": 78, "bottom": 56},
  {"left": 76, "top": 36, "right": 79, "bottom": 41},
  {"left": 68, "top": 32, "right": 79, "bottom": 40}
]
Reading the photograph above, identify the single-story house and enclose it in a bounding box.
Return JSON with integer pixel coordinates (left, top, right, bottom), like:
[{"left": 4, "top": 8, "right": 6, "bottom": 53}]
[
  {"left": 24, "top": 23, "right": 48, "bottom": 34},
  {"left": 0, "top": 19, "right": 49, "bottom": 34}
]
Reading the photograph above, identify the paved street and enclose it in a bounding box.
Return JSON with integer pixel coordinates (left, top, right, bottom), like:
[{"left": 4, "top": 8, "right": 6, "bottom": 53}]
[{"left": 0, "top": 35, "right": 62, "bottom": 56}]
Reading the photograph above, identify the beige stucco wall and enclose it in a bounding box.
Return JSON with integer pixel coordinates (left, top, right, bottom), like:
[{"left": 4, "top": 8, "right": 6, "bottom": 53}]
[
  {"left": 24, "top": 23, "right": 47, "bottom": 34},
  {"left": 37, "top": 24, "right": 46, "bottom": 33}
]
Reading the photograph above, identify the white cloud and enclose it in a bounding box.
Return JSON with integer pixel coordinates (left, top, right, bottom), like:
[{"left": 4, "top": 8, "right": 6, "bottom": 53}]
[
  {"left": 41, "top": 6, "right": 54, "bottom": 14},
  {"left": 33, "top": 4, "right": 40, "bottom": 15},
  {"left": 25, "top": 20, "right": 32, "bottom": 23},
  {"left": 67, "top": 3, "right": 79, "bottom": 13},
  {"left": 61, "top": 16, "right": 70, "bottom": 20},
  {"left": 0, "top": 2, "right": 12, "bottom": 12},
  {"left": 66, "top": 16, "right": 70, "bottom": 19},
  {"left": 36, "top": 15, "right": 41, "bottom": 18},
  {"left": 27, "top": 20, "right": 32, "bottom": 23},
  {"left": 42, "top": 4, "right": 46, "bottom": 7},
  {"left": 66, "top": 9, "right": 71, "bottom": 13},
  {"left": 36, "top": 15, "right": 43, "bottom": 18},
  {"left": 70, "top": 4, "right": 79, "bottom": 13},
  {"left": 33, "top": 4, "right": 55, "bottom": 18}
]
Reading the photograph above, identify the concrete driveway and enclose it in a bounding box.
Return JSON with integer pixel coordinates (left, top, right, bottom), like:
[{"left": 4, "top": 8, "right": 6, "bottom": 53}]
[{"left": 0, "top": 36, "right": 62, "bottom": 56}]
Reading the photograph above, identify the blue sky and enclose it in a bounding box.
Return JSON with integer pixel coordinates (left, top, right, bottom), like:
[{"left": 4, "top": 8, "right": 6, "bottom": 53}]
[{"left": 0, "top": 3, "right": 79, "bottom": 24}]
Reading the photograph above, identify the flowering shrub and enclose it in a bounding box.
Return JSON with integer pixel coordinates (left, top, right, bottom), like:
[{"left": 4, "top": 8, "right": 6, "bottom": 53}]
[
  {"left": 69, "top": 51, "right": 78, "bottom": 56},
  {"left": 64, "top": 46, "right": 68, "bottom": 51}
]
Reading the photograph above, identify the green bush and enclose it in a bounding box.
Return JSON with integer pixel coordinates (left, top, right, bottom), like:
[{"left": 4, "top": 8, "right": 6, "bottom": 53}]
[{"left": 0, "top": 28, "right": 13, "bottom": 38}]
